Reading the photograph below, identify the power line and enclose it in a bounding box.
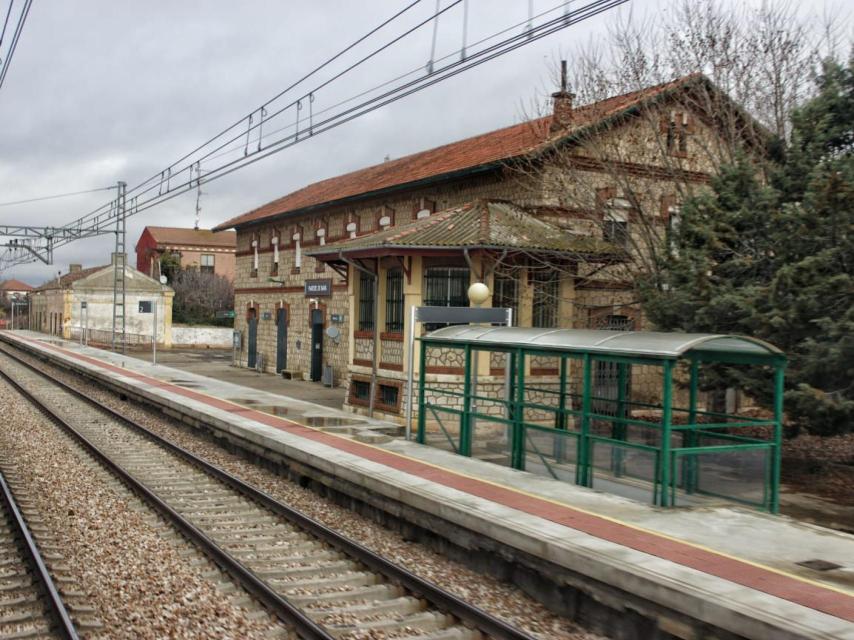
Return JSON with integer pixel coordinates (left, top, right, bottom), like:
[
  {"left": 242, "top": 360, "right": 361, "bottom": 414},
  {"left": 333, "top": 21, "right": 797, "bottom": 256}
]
[
  {"left": 0, "top": 185, "right": 116, "bottom": 207},
  {"left": 0, "top": 0, "right": 33, "bottom": 91},
  {"left": 6, "top": 0, "right": 629, "bottom": 267},
  {"left": 68, "top": 0, "right": 627, "bottom": 228},
  {"left": 0, "top": 0, "right": 15, "bottom": 49}
]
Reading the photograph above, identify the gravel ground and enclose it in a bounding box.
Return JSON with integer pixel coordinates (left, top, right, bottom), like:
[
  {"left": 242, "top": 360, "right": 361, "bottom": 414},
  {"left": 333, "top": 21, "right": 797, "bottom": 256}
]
[
  {"left": 0, "top": 378, "right": 288, "bottom": 640},
  {"left": 14, "top": 350, "right": 607, "bottom": 640}
]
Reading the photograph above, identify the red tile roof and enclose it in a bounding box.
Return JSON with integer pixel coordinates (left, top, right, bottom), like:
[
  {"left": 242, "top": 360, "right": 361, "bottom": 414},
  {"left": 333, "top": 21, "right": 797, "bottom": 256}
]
[
  {"left": 34, "top": 265, "right": 107, "bottom": 292},
  {"left": 307, "top": 200, "right": 615, "bottom": 257},
  {"left": 143, "top": 227, "right": 236, "bottom": 249},
  {"left": 214, "top": 75, "right": 704, "bottom": 231},
  {"left": 0, "top": 279, "right": 33, "bottom": 291}
]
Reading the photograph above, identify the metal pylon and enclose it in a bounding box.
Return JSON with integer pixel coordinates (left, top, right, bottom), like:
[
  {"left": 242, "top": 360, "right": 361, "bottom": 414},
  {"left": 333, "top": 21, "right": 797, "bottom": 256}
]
[{"left": 111, "top": 181, "right": 127, "bottom": 352}]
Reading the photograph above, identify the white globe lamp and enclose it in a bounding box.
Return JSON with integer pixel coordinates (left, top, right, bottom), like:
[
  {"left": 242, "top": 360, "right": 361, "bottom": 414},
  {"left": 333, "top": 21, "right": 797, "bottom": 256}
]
[{"left": 467, "top": 281, "right": 490, "bottom": 307}]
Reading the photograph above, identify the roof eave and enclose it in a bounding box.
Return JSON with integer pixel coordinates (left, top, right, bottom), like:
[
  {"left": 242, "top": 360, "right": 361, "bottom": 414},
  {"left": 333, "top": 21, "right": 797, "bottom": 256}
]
[
  {"left": 213, "top": 162, "right": 510, "bottom": 232},
  {"left": 308, "top": 243, "right": 620, "bottom": 262}
]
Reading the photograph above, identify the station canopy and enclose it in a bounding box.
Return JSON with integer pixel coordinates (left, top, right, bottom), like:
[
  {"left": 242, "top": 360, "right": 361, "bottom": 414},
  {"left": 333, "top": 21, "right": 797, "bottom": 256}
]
[{"left": 422, "top": 326, "right": 783, "bottom": 362}]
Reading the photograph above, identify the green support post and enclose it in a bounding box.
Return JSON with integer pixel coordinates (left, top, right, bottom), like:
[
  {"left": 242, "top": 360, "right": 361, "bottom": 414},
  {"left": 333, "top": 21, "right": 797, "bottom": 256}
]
[
  {"left": 771, "top": 363, "right": 785, "bottom": 513},
  {"left": 685, "top": 358, "right": 700, "bottom": 493},
  {"left": 578, "top": 354, "right": 592, "bottom": 486},
  {"left": 659, "top": 360, "right": 674, "bottom": 506},
  {"left": 513, "top": 349, "right": 525, "bottom": 469},
  {"left": 460, "top": 345, "right": 473, "bottom": 457},
  {"left": 416, "top": 340, "right": 428, "bottom": 444},
  {"left": 556, "top": 356, "right": 568, "bottom": 430},
  {"left": 554, "top": 356, "right": 568, "bottom": 463},
  {"left": 612, "top": 362, "right": 628, "bottom": 476}
]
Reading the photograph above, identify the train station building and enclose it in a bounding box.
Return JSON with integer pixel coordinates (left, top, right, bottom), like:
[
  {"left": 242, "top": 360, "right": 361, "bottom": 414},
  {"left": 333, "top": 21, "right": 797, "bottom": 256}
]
[{"left": 214, "top": 73, "right": 762, "bottom": 421}]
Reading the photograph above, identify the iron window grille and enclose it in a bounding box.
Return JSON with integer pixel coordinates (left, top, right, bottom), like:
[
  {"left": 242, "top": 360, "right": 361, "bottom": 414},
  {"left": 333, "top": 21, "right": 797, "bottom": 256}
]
[
  {"left": 492, "top": 271, "right": 518, "bottom": 322},
  {"left": 351, "top": 380, "right": 371, "bottom": 402},
  {"left": 423, "top": 266, "right": 470, "bottom": 330},
  {"left": 379, "top": 384, "right": 399, "bottom": 408},
  {"left": 385, "top": 268, "right": 404, "bottom": 333},
  {"left": 358, "top": 271, "right": 375, "bottom": 332},
  {"left": 531, "top": 269, "right": 559, "bottom": 328}
]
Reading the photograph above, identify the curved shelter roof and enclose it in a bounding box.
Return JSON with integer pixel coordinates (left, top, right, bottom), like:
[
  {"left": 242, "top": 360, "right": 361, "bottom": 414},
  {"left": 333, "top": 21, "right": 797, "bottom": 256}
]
[{"left": 421, "top": 326, "right": 783, "bottom": 362}]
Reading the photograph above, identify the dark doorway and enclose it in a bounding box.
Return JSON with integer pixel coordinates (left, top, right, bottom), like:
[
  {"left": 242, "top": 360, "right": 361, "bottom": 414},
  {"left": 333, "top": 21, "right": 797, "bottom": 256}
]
[
  {"left": 310, "top": 308, "right": 323, "bottom": 382},
  {"left": 247, "top": 309, "right": 258, "bottom": 369},
  {"left": 276, "top": 307, "right": 288, "bottom": 373}
]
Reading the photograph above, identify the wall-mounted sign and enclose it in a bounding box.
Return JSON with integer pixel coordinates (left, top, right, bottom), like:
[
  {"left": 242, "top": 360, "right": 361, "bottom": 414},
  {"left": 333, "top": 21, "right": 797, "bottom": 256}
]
[
  {"left": 262, "top": 311, "right": 272, "bottom": 321},
  {"left": 330, "top": 313, "right": 345, "bottom": 323},
  {"left": 138, "top": 301, "right": 153, "bottom": 314},
  {"left": 304, "top": 278, "right": 332, "bottom": 297},
  {"left": 215, "top": 310, "right": 236, "bottom": 319}
]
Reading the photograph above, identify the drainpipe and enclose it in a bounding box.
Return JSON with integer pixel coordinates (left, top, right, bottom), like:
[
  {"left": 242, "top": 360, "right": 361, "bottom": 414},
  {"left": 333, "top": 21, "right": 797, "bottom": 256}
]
[{"left": 338, "top": 251, "right": 378, "bottom": 417}]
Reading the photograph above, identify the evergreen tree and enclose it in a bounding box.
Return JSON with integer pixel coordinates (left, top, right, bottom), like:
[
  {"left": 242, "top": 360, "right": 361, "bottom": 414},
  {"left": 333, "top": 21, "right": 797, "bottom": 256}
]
[{"left": 642, "top": 57, "right": 854, "bottom": 435}]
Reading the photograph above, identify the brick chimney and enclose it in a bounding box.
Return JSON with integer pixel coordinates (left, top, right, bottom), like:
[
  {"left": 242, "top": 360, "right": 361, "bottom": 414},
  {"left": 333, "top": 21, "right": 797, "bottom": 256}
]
[
  {"left": 550, "top": 60, "right": 575, "bottom": 133},
  {"left": 69, "top": 264, "right": 82, "bottom": 273},
  {"left": 110, "top": 252, "right": 127, "bottom": 266}
]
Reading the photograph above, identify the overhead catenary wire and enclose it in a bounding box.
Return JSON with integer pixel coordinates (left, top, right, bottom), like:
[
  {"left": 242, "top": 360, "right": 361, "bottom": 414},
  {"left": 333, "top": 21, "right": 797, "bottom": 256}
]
[
  {"left": 117, "top": 0, "right": 465, "bottom": 209},
  {"left": 0, "top": 0, "right": 33, "bottom": 91},
  {"left": 5, "top": 0, "right": 629, "bottom": 269},
  {"left": 0, "top": 185, "right": 116, "bottom": 208},
  {"left": 57, "top": 0, "right": 627, "bottom": 228},
  {"left": 0, "top": 0, "right": 15, "bottom": 49},
  {"left": 121, "top": 0, "right": 434, "bottom": 206},
  {"left": 50, "top": 0, "right": 467, "bottom": 243},
  {"left": 203, "top": 0, "right": 589, "bottom": 166}
]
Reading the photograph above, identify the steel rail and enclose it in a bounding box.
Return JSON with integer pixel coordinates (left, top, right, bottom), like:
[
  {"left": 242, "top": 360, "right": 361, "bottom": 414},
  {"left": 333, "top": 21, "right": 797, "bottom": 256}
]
[
  {"left": 0, "top": 344, "right": 538, "bottom": 640},
  {"left": 0, "top": 466, "right": 80, "bottom": 640},
  {"left": 0, "top": 356, "right": 335, "bottom": 640}
]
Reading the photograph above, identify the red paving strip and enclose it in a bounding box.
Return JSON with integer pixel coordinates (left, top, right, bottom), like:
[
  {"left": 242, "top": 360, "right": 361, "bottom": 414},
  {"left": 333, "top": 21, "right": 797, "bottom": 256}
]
[{"left": 12, "top": 335, "right": 854, "bottom": 623}]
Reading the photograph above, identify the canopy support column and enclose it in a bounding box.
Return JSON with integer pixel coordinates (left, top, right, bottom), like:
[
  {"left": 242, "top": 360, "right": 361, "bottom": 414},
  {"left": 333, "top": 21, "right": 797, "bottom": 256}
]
[
  {"left": 460, "top": 345, "right": 473, "bottom": 457},
  {"left": 416, "top": 339, "right": 428, "bottom": 444},
  {"left": 684, "top": 358, "right": 700, "bottom": 493},
  {"left": 512, "top": 349, "right": 525, "bottom": 469},
  {"left": 659, "top": 360, "right": 674, "bottom": 506},
  {"left": 578, "top": 354, "right": 592, "bottom": 487},
  {"left": 771, "top": 364, "right": 785, "bottom": 514}
]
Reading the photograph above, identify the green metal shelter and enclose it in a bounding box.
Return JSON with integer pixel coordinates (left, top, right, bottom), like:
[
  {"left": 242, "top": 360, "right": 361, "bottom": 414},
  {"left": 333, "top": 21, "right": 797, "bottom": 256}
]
[{"left": 416, "top": 327, "right": 786, "bottom": 512}]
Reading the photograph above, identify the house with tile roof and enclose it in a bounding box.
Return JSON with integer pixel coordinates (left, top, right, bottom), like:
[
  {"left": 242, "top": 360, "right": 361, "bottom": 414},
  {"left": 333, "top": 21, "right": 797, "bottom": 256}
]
[
  {"left": 0, "top": 278, "right": 33, "bottom": 302},
  {"left": 29, "top": 253, "right": 174, "bottom": 346},
  {"left": 135, "top": 226, "right": 236, "bottom": 282},
  {"left": 213, "top": 73, "right": 763, "bottom": 420}
]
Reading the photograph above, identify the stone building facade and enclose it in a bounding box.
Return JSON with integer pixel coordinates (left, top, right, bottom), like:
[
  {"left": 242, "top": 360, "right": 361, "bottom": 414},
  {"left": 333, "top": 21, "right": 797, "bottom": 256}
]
[
  {"left": 29, "top": 253, "right": 174, "bottom": 346},
  {"left": 214, "top": 74, "right": 759, "bottom": 421}
]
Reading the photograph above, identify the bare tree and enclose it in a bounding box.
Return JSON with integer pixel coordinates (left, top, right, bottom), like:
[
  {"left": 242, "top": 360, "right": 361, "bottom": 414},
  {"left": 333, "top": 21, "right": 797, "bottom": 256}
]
[
  {"left": 496, "top": 0, "right": 841, "bottom": 325},
  {"left": 171, "top": 268, "right": 234, "bottom": 325}
]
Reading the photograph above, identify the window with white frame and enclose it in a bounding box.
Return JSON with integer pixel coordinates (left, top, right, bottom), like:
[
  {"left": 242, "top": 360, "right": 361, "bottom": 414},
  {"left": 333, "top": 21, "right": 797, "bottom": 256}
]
[{"left": 200, "top": 253, "right": 215, "bottom": 274}]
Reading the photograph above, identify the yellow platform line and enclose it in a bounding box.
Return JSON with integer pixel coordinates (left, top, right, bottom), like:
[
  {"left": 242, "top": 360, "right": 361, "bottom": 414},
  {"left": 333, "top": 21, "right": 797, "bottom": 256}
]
[{"left": 11, "top": 332, "right": 854, "bottom": 600}]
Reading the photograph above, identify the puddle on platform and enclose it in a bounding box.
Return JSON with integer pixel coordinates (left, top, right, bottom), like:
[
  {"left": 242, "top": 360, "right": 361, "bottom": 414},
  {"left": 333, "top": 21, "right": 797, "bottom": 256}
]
[
  {"left": 231, "top": 398, "right": 261, "bottom": 405},
  {"left": 239, "top": 404, "right": 294, "bottom": 417},
  {"left": 303, "top": 416, "right": 368, "bottom": 427},
  {"left": 166, "top": 379, "right": 203, "bottom": 388}
]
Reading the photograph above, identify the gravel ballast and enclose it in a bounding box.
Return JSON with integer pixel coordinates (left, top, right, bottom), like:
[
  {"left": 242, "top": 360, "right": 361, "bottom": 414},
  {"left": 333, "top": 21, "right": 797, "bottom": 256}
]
[
  {"left": 0, "top": 378, "right": 288, "bottom": 640},
  {"left": 8, "top": 347, "right": 606, "bottom": 640}
]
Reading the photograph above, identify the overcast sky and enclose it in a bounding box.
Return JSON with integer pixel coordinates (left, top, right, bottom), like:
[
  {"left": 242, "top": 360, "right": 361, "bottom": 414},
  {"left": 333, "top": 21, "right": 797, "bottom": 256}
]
[{"left": 0, "top": 0, "right": 827, "bottom": 285}]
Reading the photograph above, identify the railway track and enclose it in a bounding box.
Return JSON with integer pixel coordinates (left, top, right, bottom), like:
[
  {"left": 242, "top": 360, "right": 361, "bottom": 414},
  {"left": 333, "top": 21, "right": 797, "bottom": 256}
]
[
  {"left": 0, "top": 347, "right": 537, "bottom": 640},
  {"left": 0, "top": 459, "right": 79, "bottom": 640}
]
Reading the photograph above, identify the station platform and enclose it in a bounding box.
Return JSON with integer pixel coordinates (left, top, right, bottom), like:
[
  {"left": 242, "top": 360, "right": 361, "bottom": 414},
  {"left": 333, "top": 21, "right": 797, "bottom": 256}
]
[{"left": 2, "top": 330, "right": 853, "bottom": 640}]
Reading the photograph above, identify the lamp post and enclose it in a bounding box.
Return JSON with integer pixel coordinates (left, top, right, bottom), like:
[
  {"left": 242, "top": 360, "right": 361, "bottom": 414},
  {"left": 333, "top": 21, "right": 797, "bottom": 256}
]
[{"left": 466, "top": 282, "right": 491, "bottom": 451}]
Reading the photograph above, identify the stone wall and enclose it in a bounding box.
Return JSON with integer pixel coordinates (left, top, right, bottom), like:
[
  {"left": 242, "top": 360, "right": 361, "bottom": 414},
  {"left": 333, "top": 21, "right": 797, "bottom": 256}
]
[{"left": 171, "top": 325, "right": 233, "bottom": 348}]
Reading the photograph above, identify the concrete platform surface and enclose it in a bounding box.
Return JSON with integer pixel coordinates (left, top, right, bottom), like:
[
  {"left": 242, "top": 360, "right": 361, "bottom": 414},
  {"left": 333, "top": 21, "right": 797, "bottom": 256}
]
[
  {"left": 3, "top": 331, "right": 853, "bottom": 640},
  {"left": 123, "top": 347, "right": 348, "bottom": 410}
]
